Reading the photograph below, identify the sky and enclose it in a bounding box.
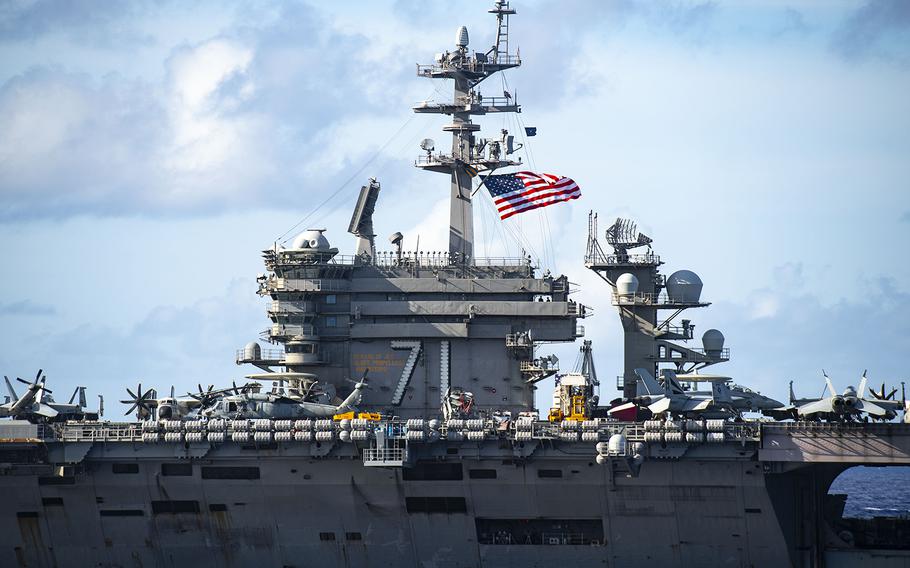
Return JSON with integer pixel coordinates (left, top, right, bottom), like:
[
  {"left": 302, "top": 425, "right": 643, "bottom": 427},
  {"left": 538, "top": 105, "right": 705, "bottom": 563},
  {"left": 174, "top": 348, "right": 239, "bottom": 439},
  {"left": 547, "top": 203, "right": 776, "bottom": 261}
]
[{"left": 0, "top": 0, "right": 908, "bottom": 416}]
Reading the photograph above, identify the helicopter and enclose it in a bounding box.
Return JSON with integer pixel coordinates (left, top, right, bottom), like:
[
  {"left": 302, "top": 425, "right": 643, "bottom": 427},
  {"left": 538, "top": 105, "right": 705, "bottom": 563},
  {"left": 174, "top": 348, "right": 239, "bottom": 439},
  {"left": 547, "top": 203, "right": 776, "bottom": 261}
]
[
  {"left": 1, "top": 370, "right": 99, "bottom": 422},
  {"left": 200, "top": 371, "right": 371, "bottom": 420}
]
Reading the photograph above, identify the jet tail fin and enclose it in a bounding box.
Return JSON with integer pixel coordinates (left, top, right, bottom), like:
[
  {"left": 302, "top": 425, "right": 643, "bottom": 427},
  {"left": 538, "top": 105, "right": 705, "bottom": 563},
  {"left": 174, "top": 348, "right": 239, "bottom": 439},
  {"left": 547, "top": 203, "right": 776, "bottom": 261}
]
[
  {"left": 661, "top": 369, "right": 684, "bottom": 395},
  {"left": 634, "top": 368, "right": 664, "bottom": 396},
  {"left": 857, "top": 371, "right": 867, "bottom": 401},
  {"left": 712, "top": 380, "right": 732, "bottom": 403},
  {"left": 823, "top": 370, "right": 836, "bottom": 398}
]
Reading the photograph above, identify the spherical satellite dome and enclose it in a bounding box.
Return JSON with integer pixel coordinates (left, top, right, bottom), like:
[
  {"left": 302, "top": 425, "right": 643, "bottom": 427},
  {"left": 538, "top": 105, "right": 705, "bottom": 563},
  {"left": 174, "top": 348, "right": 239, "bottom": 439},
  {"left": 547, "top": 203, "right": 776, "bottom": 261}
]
[
  {"left": 666, "top": 270, "right": 703, "bottom": 303},
  {"left": 702, "top": 329, "right": 725, "bottom": 355},
  {"left": 616, "top": 273, "right": 639, "bottom": 296},
  {"left": 243, "top": 341, "right": 261, "bottom": 361},
  {"left": 291, "top": 228, "right": 331, "bottom": 251}
]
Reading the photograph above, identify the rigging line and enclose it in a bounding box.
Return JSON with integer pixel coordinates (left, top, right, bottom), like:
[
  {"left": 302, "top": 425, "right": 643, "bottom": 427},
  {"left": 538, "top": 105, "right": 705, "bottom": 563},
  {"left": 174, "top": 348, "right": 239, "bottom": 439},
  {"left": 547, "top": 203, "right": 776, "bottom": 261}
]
[
  {"left": 481, "top": 187, "right": 525, "bottom": 260},
  {"left": 286, "top": 112, "right": 436, "bottom": 244},
  {"left": 513, "top": 97, "right": 559, "bottom": 272},
  {"left": 308, "top": 113, "right": 436, "bottom": 237},
  {"left": 501, "top": 70, "right": 550, "bottom": 269},
  {"left": 481, "top": 179, "right": 513, "bottom": 259},
  {"left": 276, "top": 85, "right": 442, "bottom": 243},
  {"left": 276, "top": 113, "right": 418, "bottom": 243},
  {"left": 478, "top": 178, "right": 490, "bottom": 259}
]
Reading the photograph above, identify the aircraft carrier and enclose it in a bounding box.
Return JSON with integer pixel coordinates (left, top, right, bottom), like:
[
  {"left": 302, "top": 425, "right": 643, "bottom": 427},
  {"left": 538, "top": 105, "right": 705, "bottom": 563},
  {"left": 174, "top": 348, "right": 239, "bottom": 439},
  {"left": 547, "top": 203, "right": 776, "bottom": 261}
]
[{"left": 2, "top": 2, "right": 910, "bottom": 567}]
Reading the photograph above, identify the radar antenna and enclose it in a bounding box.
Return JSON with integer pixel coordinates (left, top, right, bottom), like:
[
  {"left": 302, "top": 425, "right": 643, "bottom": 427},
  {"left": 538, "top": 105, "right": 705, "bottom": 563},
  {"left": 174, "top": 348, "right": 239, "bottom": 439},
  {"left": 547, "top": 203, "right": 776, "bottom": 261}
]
[
  {"left": 414, "top": 0, "right": 523, "bottom": 263},
  {"left": 347, "top": 178, "right": 381, "bottom": 262},
  {"left": 605, "top": 218, "right": 652, "bottom": 256}
]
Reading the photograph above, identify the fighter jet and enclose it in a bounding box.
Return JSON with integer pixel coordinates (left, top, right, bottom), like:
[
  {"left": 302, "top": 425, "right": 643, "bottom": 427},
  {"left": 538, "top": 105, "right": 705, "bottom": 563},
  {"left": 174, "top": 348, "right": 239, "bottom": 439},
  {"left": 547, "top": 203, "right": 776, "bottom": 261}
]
[
  {"left": 1, "top": 370, "right": 99, "bottom": 422},
  {"left": 674, "top": 373, "right": 787, "bottom": 416},
  {"left": 793, "top": 371, "right": 904, "bottom": 421},
  {"left": 608, "top": 368, "right": 785, "bottom": 420}
]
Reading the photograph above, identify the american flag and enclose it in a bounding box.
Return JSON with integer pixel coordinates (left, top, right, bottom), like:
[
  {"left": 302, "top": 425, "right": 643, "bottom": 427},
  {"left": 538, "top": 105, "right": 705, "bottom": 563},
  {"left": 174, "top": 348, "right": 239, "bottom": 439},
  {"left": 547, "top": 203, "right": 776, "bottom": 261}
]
[{"left": 483, "top": 171, "right": 581, "bottom": 220}]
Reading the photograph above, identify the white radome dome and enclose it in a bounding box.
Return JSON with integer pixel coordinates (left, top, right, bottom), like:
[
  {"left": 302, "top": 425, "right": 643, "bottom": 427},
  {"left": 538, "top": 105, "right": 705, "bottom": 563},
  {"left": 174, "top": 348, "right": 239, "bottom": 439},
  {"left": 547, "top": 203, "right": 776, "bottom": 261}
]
[
  {"left": 291, "top": 229, "right": 331, "bottom": 251},
  {"left": 243, "top": 341, "right": 261, "bottom": 360},
  {"left": 666, "top": 270, "right": 703, "bottom": 303},
  {"left": 616, "top": 273, "right": 639, "bottom": 296}
]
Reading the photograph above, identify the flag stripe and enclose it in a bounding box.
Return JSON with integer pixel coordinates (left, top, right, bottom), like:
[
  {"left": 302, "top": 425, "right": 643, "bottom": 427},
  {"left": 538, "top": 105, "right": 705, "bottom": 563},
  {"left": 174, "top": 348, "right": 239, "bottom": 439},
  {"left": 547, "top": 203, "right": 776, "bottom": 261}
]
[
  {"left": 496, "top": 186, "right": 581, "bottom": 212},
  {"left": 483, "top": 171, "right": 581, "bottom": 221},
  {"left": 500, "top": 193, "right": 581, "bottom": 220},
  {"left": 493, "top": 178, "right": 577, "bottom": 205}
]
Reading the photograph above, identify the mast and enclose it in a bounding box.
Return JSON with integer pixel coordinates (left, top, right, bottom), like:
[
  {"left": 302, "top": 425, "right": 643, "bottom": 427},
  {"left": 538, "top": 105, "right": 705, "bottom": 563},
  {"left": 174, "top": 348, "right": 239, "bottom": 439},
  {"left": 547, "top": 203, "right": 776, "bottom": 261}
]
[{"left": 415, "top": 0, "right": 523, "bottom": 263}]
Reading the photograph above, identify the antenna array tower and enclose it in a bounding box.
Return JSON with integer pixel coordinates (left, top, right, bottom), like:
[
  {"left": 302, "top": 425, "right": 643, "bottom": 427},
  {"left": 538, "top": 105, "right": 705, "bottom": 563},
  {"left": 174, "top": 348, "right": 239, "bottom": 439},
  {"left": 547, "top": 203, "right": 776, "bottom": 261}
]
[{"left": 415, "top": 0, "right": 524, "bottom": 263}]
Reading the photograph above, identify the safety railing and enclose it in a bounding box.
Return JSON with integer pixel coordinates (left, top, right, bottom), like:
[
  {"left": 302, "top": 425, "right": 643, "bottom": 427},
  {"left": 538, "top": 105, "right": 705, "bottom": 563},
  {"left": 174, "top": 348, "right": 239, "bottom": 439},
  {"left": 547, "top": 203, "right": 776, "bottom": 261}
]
[
  {"left": 58, "top": 422, "right": 143, "bottom": 443},
  {"left": 585, "top": 250, "right": 661, "bottom": 266},
  {"left": 28, "top": 417, "right": 763, "bottom": 446},
  {"left": 611, "top": 291, "right": 707, "bottom": 307},
  {"left": 690, "top": 347, "right": 731, "bottom": 359},
  {"left": 235, "top": 348, "right": 285, "bottom": 362},
  {"left": 414, "top": 153, "right": 453, "bottom": 166},
  {"left": 265, "top": 324, "right": 317, "bottom": 338}
]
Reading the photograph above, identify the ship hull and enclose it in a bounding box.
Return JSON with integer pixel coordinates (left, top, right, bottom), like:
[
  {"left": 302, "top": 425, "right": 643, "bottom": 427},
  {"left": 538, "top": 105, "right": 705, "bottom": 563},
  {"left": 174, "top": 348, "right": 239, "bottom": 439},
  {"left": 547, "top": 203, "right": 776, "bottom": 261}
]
[{"left": 0, "top": 444, "right": 793, "bottom": 568}]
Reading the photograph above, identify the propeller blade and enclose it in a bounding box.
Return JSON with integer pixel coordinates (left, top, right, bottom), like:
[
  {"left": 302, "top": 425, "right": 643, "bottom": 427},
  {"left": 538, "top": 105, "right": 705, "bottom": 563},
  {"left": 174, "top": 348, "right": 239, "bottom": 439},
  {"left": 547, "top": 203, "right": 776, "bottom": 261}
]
[
  {"left": 35, "top": 369, "right": 43, "bottom": 382},
  {"left": 68, "top": 388, "right": 79, "bottom": 405},
  {"left": 124, "top": 402, "right": 138, "bottom": 416},
  {"left": 887, "top": 388, "right": 898, "bottom": 400},
  {"left": 4, "top": 376, "right": 19, "bottom": 401},
  {"left": 16, "top": 377, "right": 30, "bottom": 386}
]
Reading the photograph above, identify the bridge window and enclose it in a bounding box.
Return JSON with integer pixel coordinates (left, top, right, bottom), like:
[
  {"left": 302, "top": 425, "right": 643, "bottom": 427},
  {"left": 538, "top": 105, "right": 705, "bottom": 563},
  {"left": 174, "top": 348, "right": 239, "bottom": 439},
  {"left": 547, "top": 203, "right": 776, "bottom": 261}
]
[
  {"left": 151, "top": 501, "right": 199, "bottom": 514},
  {"left": 112, "top": 463, "right": 139, "bottom": 474},
  {"left": 403, "top": 462, "right": 463, "bottom": 481},
  {"left": 406, "top": 497, "right": 467, "bottom": 514},
  {"left": 326, "top": 295, "right": 337, "bottom": 305},
  {"left": 38, "top": 476, "right": 74, "bottom": 485},
  {"left": 201, "top": 466, "right": 260, "bottom": 480},
  {"left": 161, "top": 463, "right": 193, "bottom": 476},
  {"left": 538, "top": 469, "right": 563, "bottom": 479},
  {"left": 469, "top": 469, "right": 497, "bottom": 479},
  {"left": 476, "top": 518, "right": 604, "bottom": 545},
  {"left": 100, "top": 509, "right": 144, "bottom": 517}
]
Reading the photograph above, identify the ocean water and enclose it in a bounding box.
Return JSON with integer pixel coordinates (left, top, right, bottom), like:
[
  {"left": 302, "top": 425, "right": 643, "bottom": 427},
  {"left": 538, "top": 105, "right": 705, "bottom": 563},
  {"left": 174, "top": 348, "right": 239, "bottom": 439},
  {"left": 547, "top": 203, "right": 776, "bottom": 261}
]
[{"left": 828, "top": 466, "right": 910, "bottom": 519}]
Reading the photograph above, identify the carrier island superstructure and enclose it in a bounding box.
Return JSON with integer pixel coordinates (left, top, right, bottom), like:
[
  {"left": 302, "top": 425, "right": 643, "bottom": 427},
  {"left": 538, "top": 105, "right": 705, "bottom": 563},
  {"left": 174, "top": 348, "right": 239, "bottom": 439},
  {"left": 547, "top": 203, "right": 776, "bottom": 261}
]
[{"left": 1, "top": 3, "right": 910, "bottom": 567}]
